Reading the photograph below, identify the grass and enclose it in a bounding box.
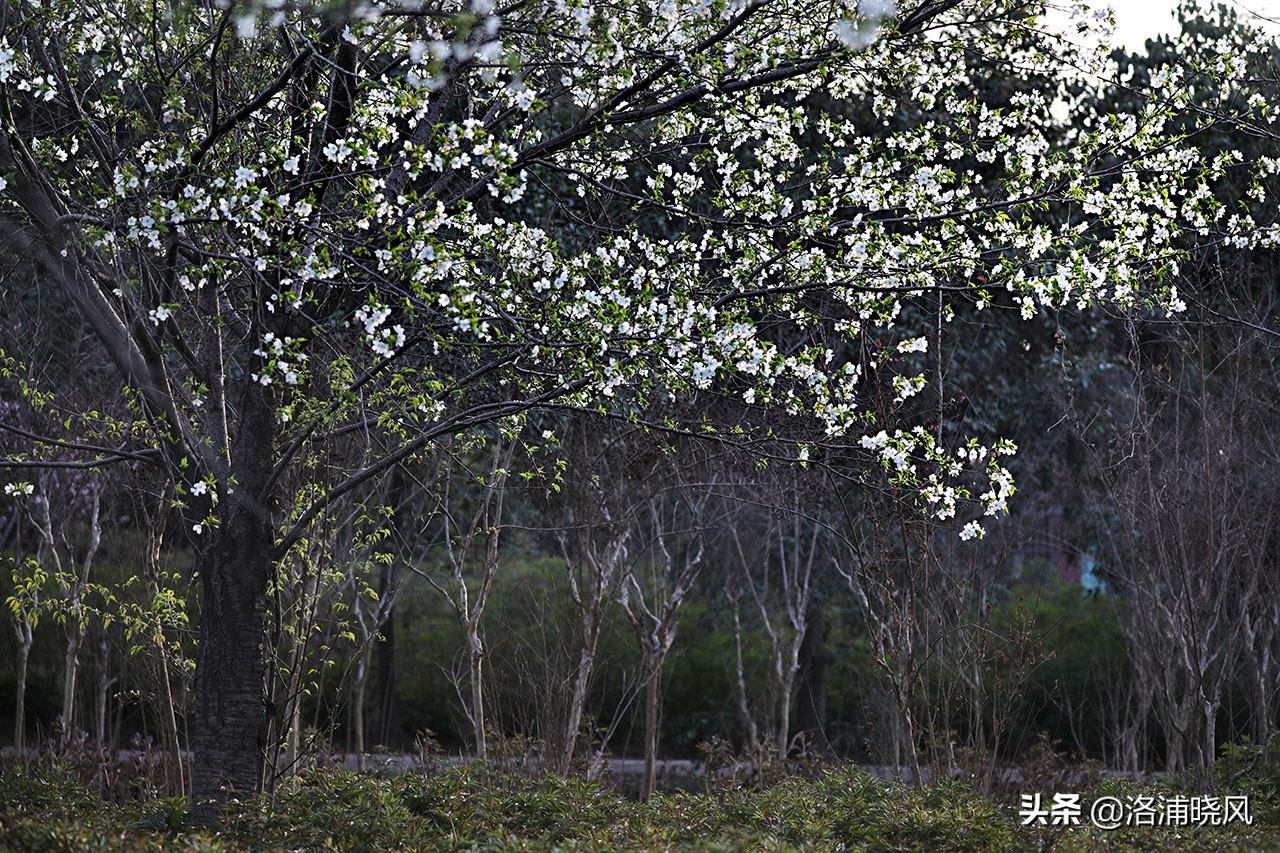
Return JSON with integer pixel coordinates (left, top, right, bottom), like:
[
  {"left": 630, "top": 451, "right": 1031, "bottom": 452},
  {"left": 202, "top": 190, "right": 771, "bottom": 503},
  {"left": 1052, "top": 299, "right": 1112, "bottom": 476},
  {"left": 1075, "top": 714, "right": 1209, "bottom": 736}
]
[{"left": 1, "top": 761, "right": 1279, "bottom": 851}]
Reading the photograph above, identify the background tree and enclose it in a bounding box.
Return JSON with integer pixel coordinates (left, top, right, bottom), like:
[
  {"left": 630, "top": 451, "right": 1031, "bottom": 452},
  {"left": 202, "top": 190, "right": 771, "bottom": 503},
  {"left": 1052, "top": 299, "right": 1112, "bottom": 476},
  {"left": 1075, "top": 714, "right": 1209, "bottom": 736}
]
[
  {"left": 421, "top": 432, "right": 513, "bottom": 761},
  {"left": 616, "top": 437, "right": 717, "bottom": 801}
]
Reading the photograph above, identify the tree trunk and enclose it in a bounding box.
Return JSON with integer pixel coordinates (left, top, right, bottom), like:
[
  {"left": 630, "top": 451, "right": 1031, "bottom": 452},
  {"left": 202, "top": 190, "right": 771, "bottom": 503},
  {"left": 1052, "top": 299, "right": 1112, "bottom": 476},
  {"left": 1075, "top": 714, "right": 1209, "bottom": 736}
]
[
  {"left": 352, "top": 652, "right": 368, "bottom": 772},
  {"left": 730, "top": 600, "right": 758, "bottom": 748},
  {"left": 189, "top": 381, "right": 276, "bottom": 824},
  {"left": 889, "top": 703, "right": 902, "bottom": 773},
  {"left": 773, "top": 627, "right": 805, "bottom": 761},
  {"left": 639, "top": 654, "right": 662, "bottom": 803},
  {"left": 1164, "top": 702, "right": 1187, "bottom": 775},
  {"left": 14, "top": 640, "right": 29, "bottom": 756},
  {"left": 793, "top": 601, "right": 828, "bottom": 754},
  {"left": 371, "top": 466, "right": 406, "bottom": 750},
  {"left": 94, "top": 623, "right": 109, "bottom": 744},
  {"left": 775, "top": 686, "right": 793, "bottom": 762},
  {"left": 373, "top": 569, "right": 401, "bottom": 749},
  {"left": 468, "top": 633, "right": 487, "bottom": 761},
  {"left": 62, "top": 624, "right": 84, "bottom": 735},
  {"left": 562, "top": 594, "right": 609, "bottom": 774},
  {"left": 1118, "top": 683, "right": 1152, "bottom": 776},
  {"left": 190, "top": 499, "right": 272, "bottom": 823},
  {"left": 276, "top": 560, "right": 320, "bottom": 782},
  {"left": 155, "top": 641, "right": 186, "bottom": 795},
  {"left": 280, "top": 686, "right": 303, "bottom": 783},
  {"left": 1200, "top": 697, "right": 1219, "bottom": 789},
  {"left": 562, "top": 638, "right": 598, "bottom": 773},
  {"left": 901, "top": 687, "right": 922, "bottom": 785}
]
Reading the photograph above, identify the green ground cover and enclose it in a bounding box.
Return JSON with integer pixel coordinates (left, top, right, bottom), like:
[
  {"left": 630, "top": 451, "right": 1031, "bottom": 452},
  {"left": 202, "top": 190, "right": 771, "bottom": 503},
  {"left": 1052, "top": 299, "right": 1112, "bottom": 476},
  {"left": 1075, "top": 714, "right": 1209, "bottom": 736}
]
[{"left": 2, "top": 762, "right": 1278, "bottom": 851}]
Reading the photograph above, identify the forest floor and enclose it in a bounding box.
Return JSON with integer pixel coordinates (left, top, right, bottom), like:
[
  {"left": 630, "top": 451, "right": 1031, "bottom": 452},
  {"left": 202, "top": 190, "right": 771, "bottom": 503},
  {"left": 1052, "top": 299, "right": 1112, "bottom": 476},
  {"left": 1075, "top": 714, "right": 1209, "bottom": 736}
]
[{"left": 2, "top": 759, "right": 1279, "bottom": 851}]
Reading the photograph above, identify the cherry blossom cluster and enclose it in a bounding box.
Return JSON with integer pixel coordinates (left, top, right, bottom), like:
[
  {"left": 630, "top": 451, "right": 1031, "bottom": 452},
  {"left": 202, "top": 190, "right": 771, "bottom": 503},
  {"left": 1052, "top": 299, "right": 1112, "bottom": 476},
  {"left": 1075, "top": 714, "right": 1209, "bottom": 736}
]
[{"left": 3, "top": 0, "right": 1277, "bottom": 540}]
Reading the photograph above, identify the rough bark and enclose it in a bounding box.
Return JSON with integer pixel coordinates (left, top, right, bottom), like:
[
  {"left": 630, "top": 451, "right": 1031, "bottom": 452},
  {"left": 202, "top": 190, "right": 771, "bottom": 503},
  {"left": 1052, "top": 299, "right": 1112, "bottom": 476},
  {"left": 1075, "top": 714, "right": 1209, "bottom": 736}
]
[
  {"left": 190, "top": 391, "right": 274, "bottom": 824},
  {"left": 191, "top": 519, "right": 271, "bottom": 821}
]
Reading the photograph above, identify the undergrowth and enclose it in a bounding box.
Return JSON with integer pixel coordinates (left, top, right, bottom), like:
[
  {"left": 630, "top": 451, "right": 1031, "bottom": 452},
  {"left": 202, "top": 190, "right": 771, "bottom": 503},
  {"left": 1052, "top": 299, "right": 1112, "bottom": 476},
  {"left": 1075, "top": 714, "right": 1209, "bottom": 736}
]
[{"left": 2, "top": 761, "right": 1278, "bottom": 851}]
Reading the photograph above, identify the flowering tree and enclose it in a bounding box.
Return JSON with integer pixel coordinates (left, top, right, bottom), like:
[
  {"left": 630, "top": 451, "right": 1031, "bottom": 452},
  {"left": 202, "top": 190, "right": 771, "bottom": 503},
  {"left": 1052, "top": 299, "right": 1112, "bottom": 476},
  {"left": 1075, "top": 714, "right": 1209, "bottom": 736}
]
[{"left": 2, "top": 0, "right": 1277, "bottom": 816}]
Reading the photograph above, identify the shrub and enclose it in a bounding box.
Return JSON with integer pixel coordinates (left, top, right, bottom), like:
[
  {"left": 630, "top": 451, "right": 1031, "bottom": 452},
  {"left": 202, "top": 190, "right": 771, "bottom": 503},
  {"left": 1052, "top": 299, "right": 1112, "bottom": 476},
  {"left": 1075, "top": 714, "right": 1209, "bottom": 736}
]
[{"left": 3, "top": 762, "right": 1280, "bottom": 850}]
